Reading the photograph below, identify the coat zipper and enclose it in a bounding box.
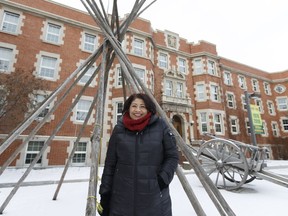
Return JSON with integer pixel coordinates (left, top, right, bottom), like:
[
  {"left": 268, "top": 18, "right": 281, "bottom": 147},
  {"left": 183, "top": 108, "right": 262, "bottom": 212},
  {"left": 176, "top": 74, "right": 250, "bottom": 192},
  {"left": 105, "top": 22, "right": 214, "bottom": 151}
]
[{"left": 134, "top": 131, "right": 139, "bottom": 216}]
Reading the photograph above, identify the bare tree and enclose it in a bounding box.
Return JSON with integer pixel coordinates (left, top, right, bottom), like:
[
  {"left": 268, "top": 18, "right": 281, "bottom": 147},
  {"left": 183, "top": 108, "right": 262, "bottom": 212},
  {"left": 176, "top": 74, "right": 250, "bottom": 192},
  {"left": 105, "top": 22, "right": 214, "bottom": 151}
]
[{"left": 0, "top": 68, "right": 47, "bottom": 127}]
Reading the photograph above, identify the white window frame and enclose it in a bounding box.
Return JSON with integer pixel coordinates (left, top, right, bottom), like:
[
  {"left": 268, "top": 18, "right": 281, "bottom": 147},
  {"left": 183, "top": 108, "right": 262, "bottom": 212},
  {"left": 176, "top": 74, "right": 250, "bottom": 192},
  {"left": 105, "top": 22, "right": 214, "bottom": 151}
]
[
  {"left": 134, "top": 38, "right": 144, "bottom": 56},
  {"left": 193, "top": 58, "right": 203, "bottom": 75},
  {"left": 72, "top": 141, "right": 88, "bottom": 165},
  {"left": 178, "top": 57, "right": 186, "bottom": 74},
  {"left": 207, "top": 60, "right": 217, "bottom": 75},
  {"left": 226, "top": 92, "right": 235, "bottom": 109},
  {"left": 210, "top": 84, "right": 220, "bottom": 102},
  {"left": 276, "top": 97, "right": 288, "bottom": 111},
  {"left": 73, "top": 97, "right": 93, "bottom": 124},
  {"left": 251, "top": 79, "right": 259, "bottom": 92},
  {"left": 223, "top": 71, "right": 232, "bottom": 85},
  {"left": 255, "top": 98, "right": 264, "bottom": 113},
  {"left": 159, "top": 52, "right": 168, "bottom": 69},
  {"left": 42, "top": 20, "right": 64, "bottom": 45},
  {"left": 199, "top": 112, "right": 208, "bottom": 134},
  {"left": 271, "top": 122, "right": 279, "bottom": 137},
  {"left": 176, "top": 82, "right": 184, "bottom": 98},
  {"left": 0, "top": 46, "right": 13, "bottom": 72},
  {"left": 25, "top": 140, "right": 44, "bottom": 166},
  {"left": 83, "top": 33, "right": 97, "bottom": 52},
  {"left": 245, "top": 118, "right": 251, "bottom": 135},
  {"left": 263, "top": 82, "right": 271, "bottom": 95},
  {"left": 78, "top": 65, "right": 96, "bottom": 86},
  {"left": 1, "top": 10, "right": 20, "bottom": 34},
  {"left": 238, "top": 75, "right": 247, "bottom": 89},
  {"left": 35, "top": 51, "right": 60, "bottom": 81},
  {"left": 213, "top": 113, "right": 223, "bottom": 134},
  {"left": 280, "top": 117, "right": 288, "bottom": 132},
  {"left": 116, "top": 67, "right": 123, "bottom": 87},
  {"left": 134, "top": 67, "right": 145, "bottom": 84},
  {"left": 196, "top": 83, "right": 206, "bottom": 101},
  {"left": 115, "top": 101, "right": 123, "bottom": 125},
  {"left": 230, "top": 116, "right": 239, "bottom": 135},
  {"left": 39, "top": 55, "right": 58, "bottom": 80},
  {"left": 241, "top": 95, "right": 247, "bottom": 110},
  {"left": 165, "top": 80, "right": 173, "bottom": 96},
  {"left": 267, "top": 100, "right": 275, "bottom": 115}
]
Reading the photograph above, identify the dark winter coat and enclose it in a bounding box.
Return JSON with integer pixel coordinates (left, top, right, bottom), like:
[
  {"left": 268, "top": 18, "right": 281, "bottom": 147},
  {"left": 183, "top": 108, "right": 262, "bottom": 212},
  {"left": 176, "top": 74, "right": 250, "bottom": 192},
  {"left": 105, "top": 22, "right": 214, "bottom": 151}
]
[{"left": 99, "top": 114, "right": 179, "bottom": 216}]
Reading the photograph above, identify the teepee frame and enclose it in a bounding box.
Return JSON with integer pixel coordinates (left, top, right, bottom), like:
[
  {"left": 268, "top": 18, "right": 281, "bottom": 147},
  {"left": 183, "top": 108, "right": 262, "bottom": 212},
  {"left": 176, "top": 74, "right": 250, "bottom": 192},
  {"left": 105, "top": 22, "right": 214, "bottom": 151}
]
[{"left": 0, "top": 1, "right": 236, "bottom": 216}]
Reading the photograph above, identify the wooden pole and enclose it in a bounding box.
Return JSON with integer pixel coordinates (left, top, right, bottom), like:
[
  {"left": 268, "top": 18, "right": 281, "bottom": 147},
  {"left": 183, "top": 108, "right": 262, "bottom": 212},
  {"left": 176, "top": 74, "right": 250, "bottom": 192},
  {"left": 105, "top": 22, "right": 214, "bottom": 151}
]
[{"left": 85, "top": 42, "right": 107, "bottom": 216}]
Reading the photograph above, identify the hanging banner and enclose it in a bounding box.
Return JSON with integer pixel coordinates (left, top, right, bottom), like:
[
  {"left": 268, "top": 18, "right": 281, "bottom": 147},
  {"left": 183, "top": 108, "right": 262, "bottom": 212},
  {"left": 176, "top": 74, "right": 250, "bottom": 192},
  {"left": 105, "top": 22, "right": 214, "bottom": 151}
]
[{"left": 250, "top": 104, "right": 264, "bottom": 134}]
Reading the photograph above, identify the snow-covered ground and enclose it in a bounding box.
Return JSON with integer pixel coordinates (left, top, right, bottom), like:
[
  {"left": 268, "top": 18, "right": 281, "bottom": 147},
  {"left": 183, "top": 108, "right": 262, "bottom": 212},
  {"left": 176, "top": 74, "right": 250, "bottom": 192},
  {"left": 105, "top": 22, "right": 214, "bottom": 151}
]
[{"left": 0, "top": 160, "right": 287, "bottom": 216}]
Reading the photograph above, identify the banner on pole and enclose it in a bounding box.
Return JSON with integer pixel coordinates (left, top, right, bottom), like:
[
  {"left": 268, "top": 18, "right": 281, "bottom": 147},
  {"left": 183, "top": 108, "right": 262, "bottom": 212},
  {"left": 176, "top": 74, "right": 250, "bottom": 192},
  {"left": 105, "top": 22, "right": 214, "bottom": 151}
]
[{"left": 250, "top": 104, "right": 264, "bottom": 134}]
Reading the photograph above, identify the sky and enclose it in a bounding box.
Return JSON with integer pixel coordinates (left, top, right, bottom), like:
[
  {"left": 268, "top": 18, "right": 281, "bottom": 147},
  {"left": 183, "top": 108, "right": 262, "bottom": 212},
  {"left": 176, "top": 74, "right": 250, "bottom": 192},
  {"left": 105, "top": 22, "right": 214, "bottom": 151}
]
[
  {"left": 51, "top": 0, "right": 288, "bottom": 73},
  {"left": 0, "top": 160, "right": 288, "bottom": 215}
]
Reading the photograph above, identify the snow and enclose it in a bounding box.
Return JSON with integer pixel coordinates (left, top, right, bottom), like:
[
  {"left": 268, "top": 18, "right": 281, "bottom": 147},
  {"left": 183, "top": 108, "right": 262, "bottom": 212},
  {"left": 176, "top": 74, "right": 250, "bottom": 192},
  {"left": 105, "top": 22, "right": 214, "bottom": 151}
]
[{"left": 0, "top": 160, "right": 287, "bottom": 216}]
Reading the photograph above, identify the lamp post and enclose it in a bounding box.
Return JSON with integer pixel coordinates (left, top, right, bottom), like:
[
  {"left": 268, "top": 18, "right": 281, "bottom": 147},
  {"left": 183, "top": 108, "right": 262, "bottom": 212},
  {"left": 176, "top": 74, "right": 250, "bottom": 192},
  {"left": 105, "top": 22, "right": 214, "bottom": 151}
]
[{"left": 244, "top": 91, "right": 261, "bottom": 146}]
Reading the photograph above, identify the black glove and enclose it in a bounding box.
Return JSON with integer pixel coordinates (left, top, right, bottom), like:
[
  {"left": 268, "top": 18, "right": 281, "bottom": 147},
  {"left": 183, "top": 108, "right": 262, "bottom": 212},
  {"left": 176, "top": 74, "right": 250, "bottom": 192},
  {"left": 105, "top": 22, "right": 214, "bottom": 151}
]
[
  {"left": 99, "top": 193, "right": 111, "bottom": 216},
  {"left": 157, "top": 175, "right": 168, "bottom": 191}
]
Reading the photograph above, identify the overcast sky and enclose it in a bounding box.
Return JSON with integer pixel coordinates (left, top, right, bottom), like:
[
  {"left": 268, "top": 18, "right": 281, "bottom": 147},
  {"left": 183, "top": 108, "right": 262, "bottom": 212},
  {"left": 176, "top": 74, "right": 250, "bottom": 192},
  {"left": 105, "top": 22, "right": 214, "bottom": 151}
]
[{"left": 53, "top": 0, "right": 288, "bottom": 73}]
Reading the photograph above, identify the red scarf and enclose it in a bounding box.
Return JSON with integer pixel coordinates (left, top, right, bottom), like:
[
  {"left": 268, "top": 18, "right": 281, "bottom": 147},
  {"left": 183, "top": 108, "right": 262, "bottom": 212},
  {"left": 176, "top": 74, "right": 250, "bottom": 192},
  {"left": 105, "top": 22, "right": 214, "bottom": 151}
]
[{"left": 123, "top": 112, "right": 152, "bottom": 132}]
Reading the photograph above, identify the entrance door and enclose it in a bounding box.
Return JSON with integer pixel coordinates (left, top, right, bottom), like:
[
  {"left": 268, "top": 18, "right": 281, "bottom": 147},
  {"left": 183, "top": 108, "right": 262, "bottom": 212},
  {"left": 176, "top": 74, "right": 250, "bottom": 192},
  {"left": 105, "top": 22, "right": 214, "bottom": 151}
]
[{"left": 172, "top": 115, "right": 182, "bottom": 137}]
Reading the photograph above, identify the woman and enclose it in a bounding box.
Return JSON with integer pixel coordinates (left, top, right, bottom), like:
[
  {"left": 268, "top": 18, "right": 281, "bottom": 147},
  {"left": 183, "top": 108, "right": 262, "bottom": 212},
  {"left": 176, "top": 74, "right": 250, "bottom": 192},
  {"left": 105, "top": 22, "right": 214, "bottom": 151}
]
[{"left": 99, "top": 93, "right": 179, "bottom": 216}]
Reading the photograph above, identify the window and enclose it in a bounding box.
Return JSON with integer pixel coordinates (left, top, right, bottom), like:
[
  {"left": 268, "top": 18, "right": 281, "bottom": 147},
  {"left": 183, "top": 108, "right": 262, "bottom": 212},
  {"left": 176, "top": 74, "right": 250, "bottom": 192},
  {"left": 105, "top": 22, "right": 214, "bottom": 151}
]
[
  {"left": 196, "top": 84, "right": 205, "bottom": 101},
  {"left": 39, "top": 56, "right": 57, "bottom": 79},
  {"left": 79, "top": 65, "right": 95, "bottom": 85},
  {"left": 271, "top": 122, "right": 279, "bottom": 137},
  {"left": 210, "top": 84, "right": 219, "bottom": 102},
  {"left": 242, "top": 96, "right": 247, "bottom": 110},
  {"left": 46, "top": 23, "right": 61, "bottom": 43},
  {"left": 276, "top": 97, "right": 288, "bottom": 110},
  {"left": 227, "top": 93, "right": 235, "bottom": 108},
  {"left": 178, "top": 58, "right": 186, "bottom": 74},
  {"left": 159, "top": 53, "right": 168, "bottom": 69},
  {"left": 115, "top": 102, "right": 123, "bottom": 123},
  {"left": 200, "top": 112, "right": 208, "bottom": 133},
  {"left": 230, "top": 117, "right": 239, "bottom": 134},
  {"left": 76, "top": 99, "right": 92, "bottom": 122},
  {"left": 116, "top": 67, "right": 123, "bottom": 86},
  {"left": 238, "top": 75, "right": 246, "bottom": 89},
  {"left": 267, "top": 101, "right": 275, "bottom": 115},
  {"left": 281, "top": 118, "right": 288, "bottom": 131},
  {"left": 176, "top": 82, "right": 183, "bottom": 98},
  {"left": 208, "top": 60, "right": 216, "bottom": 75},
  {"left": 84, "top": 33, "right": 97, "bottom": 52},
  {"left": 134, "top": 67, "right": 145, "bottom": 83},
  {"left": 1, "top": 11, "right": 20, "bottom": 33},
  {"left": 255, "top": 99, "right": 263, "bottom": 113},
  {"left": 251, "top": 79, "right": 259, "bottom": 92},
  {"left": 223, "top": 71, "right": 232, "bottom": 85},
  {"left": 134, "top": 38, "right": 144, "bottom": 56},
  {"left": 72, "top": 142, "right": 87, "bottom": 164},
  {"left": 246, "top": 120, "right": 251, "bottom": 134},
  {"left": 193, "top": 59, "right": 203, "bottom": 74},
  {"left": 34, "top": 94, "right": 50, "bottom": 118},
  {"left": 0, "top": 47, "right": 13, "bottom": 71},
  {"left": 274, "top": 84, "right": 286, "bottom": 94},
  {"left": 25, "top": 141, "right": 44, "bottom": 165},
  {"left": 165, "top": 80, "right": 173, "bottom": 96},
  {"left": 214, "top": 113, "right": 223, "bottom": 133},
  {"left": 263, "top": 82, "right": 271, "bottom": 95}
]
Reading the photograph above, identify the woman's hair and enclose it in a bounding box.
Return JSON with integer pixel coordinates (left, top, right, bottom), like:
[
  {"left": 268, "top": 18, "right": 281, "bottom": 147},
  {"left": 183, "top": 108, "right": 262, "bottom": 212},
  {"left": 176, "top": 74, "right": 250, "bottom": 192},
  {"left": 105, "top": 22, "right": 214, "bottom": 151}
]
[{"left": 122, "top": 93, "right": 156, "bottom": 114}]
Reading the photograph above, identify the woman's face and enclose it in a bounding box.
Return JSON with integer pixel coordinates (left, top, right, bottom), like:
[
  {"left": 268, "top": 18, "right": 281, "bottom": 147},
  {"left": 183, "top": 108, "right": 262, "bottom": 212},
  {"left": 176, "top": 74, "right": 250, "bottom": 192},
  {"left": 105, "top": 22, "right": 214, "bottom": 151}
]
[{"left": 129, "top": 98, "right": 148, "bottom": 120}]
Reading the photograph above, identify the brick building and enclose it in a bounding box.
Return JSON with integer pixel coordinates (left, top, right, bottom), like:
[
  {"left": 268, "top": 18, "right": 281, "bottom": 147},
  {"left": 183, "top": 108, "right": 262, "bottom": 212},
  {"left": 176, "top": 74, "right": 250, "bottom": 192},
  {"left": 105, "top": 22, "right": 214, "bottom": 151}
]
[{"left": 0, "top": 0, "right": 287, "bottom": 168}]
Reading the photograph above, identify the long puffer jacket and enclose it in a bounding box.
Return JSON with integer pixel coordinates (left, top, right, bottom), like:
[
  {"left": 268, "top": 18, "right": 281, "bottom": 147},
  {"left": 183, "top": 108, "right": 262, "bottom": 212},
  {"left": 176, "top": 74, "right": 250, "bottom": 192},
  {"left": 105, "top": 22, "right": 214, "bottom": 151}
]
[{"left": 99, "top": 114, "right": 179, "bottom": 216}]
